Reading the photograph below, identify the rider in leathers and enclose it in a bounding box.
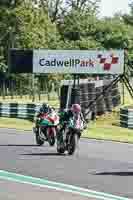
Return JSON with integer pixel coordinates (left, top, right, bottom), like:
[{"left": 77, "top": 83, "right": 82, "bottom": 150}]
[
  {"left": 34, "top": 103, "right": 51, "bottom": 133},
  {"left": 59, "top": 104, "right": 86, "bottom": 139}
]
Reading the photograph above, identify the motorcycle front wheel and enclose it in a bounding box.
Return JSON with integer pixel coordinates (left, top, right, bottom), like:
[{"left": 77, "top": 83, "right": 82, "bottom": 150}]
[
  {"left": 57, "top": 145, "right": 65, "bottom": 154},
  {"left": 56, "top": 129, "right": 66, "bottom": 154},
  {"left": 47, "top": 127, "right": 56, "bottom": 146},
  {"left": 35, "top": 128, "right": 44, "bottom": 146},
  {"left": 67, "top": 133, "right": 78, "bottom": 155},
  {"left": 48, "top": 136, "right": 55, "bottom": 146}
]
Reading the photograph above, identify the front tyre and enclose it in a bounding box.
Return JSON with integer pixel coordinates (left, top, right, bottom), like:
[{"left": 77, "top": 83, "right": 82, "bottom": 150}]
[
  {"left": 56, "top": 129, "right": 65, "bottom": 154},
  {"left": 57, "top": 145, "right": 65, "bottom": 154},
  {"left": 48, "top": 136, "right": 55, "bottom": 146},
  {"left": 35, "top": 128, "right": 44, "bottom": 146},
  {"left": 35, "top": 134, "right": 44, "bottom": 146},
  {"left": 67, "top": 134, "right": 78, "bottom": 155}
]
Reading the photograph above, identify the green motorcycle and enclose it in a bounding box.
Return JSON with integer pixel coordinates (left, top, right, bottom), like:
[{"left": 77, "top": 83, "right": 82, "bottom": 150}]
[
  {"left": 33, "top": 110, "right": 60, "bottom": 146},
  {"left": 57, "top": 112, "right": 83, "bottom": 155}
]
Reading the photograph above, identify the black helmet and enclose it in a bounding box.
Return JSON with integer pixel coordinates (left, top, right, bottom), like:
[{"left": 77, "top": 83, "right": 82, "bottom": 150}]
[
  {"left": 42, "top": 103, "right": 49, "bottom": 108},
  {"left": 42, "top": 103, "right": 49, "bottom": 113}
]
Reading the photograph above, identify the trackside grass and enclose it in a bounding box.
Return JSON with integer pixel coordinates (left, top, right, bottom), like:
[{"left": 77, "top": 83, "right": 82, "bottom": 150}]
[
  {"left": 0, "top": 85, "right": 132, "bottom": 143},
  {"left": 83, "top": 110, "right": 133, "bottom": 143},
  {"left": 0, "top": 114, "right": 133, "bottom": 143},
  {"left": 0, "top": 94, "right": 60, "bottom": 107},
  {"left": 83, "top": 122, "right": 133, "bottom": 143},
  {"left": 0, "top": 118, "right": 33, "bottom": 131}
]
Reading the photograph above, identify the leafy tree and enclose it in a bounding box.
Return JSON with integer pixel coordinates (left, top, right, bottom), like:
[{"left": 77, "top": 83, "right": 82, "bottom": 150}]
[
  {"left": 0, "top": 0, "right": 133, "bottom": 100},
  {"left": 123, "top": 2, "right": 133, "bottom": 26}
]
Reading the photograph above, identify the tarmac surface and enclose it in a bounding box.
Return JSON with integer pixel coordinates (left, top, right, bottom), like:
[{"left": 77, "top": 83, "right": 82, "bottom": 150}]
[{"left": 0, "top": 128, "right": 133, "bottom": 199}]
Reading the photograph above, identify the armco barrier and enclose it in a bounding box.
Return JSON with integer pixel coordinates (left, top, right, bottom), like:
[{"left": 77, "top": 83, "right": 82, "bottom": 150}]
[
  {"left": 0, "top": 103, "right": 42, "bottom": 121},
  {"left": 120, "top": 106, "right": 133, "bottom": 129}
]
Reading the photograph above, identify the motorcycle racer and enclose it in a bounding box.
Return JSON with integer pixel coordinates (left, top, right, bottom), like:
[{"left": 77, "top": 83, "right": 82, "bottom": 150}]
[
  {"left": 34, "top": 103, "right": 51, "bottom": 134},
  {"left": 58, "top": 104, "right": 86, "bottom": 139},
  {"left": 60, "top": 104, "right": 85, "bottom": 127},
  {"left": 57, "top": 104, "right": 87, "bottom": 154}
]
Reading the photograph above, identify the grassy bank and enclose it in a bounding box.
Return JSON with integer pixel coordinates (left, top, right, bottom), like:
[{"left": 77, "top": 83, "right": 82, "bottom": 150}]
[
  {"left": 0, "top": 84, "right": 132, "bottom": 143},
  {"left": 0, "top": 94, "right": 59, "bottom": 107},
  {"left": 83, "top": 122, "right": 133, "bottom": 143},
  {"left": 82, "top": 111, "right": 133, "bottom": 143},
  {"left": 0, "top": 118, "right": 33, "bottom": 131},
  {"left": 0, "top": 115, "right": 133, "bottom": 143}
]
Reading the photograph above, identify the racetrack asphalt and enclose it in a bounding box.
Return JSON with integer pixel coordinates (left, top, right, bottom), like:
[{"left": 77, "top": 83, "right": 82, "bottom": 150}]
[
  {"left": 0, "top": 179, "right": 96, "bottom": 200},
  {"left": 0, "top": 128, "right": 133, "bottom": 199}
]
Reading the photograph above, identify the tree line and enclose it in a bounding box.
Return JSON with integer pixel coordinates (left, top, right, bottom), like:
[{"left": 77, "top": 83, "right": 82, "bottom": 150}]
[{"left": 0, "top": 0, "right": 133, "bottom": 101}]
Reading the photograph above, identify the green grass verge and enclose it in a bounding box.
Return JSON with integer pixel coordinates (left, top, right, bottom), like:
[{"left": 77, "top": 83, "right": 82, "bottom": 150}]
[
  {"left": 0, "top": 84, "right": 132, "bottom": 143},
  {"left": 0, "top": 118, "right": 33, "bottom": 131},
  {"left": 0, "top": 94, "right": 59, "bottom": 107},
  {"left": 0, "top": 115, "right": 133, "bottom": 143},
  {"left": 83, "top": 111, "right": 133, "bottom": 143},
  {"left": 83, "top": 122, "right": 133, "bottom": 143}
]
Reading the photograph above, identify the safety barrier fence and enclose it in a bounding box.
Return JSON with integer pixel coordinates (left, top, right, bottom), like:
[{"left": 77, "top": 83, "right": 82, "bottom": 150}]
[
  {"left": 0, "top": 103, "right": 41, "bottom": 121},
  {"left": 120, "top": 106, "right": 133, "bottom": 129}
]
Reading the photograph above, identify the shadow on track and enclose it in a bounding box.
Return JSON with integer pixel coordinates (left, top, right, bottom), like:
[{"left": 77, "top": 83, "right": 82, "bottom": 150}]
[
  {"left": 0, "top": 144, "right": 38, "bottom": 147},
  {"left": 21, "top": 153, "right": 66, "bottom": 156},
  {"left": 93, "top": 172, "right": 133, "bottom": 176}
]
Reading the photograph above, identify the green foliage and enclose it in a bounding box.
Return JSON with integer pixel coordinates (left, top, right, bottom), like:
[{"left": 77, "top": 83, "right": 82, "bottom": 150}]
[
  {"left": 123, "top": 2, "right": 133, "bottom": 26},
  {"left": 95, "top": 18, "right": 130, "bottom": 49},
  {"left": 0, "top": 0, "right": 133, "bottom": 100},
  {"left": 62, "top": 9, "right": 98, "bottom": 38},
  {"left": 14, "top": 3, "right": 58, "bottom": 49}
]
